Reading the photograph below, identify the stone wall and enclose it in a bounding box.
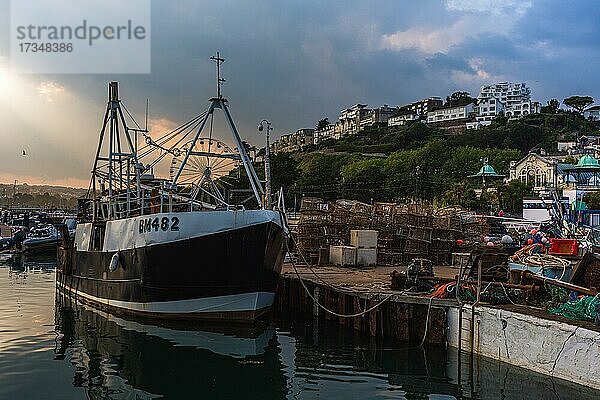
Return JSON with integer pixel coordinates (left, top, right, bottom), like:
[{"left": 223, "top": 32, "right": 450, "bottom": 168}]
[{"left": 447, "top": 305, "right": 600, "bottom": 390}]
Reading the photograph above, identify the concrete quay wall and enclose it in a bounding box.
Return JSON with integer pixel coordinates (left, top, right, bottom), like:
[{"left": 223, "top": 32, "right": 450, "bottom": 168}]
[{"left": 447, "top": 305, "right": 600, "bottom": 390}]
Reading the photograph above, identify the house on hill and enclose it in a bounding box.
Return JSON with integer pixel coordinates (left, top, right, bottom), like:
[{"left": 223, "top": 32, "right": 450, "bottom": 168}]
[{"left": 584, "top": 105, "right": 600, "bottom": 121}]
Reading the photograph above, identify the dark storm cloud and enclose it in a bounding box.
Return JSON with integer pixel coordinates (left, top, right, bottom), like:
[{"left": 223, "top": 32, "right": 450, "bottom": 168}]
[
  {"left": 436, "top": 1, "right": 600, "bottom": 100},
  {"left": 516, "top": 0, "right": 600, "bottom": 49}
]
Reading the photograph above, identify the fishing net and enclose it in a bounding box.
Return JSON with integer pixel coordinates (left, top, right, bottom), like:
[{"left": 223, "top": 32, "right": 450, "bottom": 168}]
[
  {"left": 549, "top": 295, "right": 600, "bottom": 323},
  {"left": 538, "top": 285, "right": 570, "bottom": 310}
]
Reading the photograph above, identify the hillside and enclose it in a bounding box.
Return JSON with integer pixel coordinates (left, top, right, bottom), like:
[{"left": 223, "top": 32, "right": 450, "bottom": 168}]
[
  {"left": 0, "top": 182, "right": 87, "bottom": 209},
  {"left": 262, "top": 110, "right": 600, "bottom": 213}
]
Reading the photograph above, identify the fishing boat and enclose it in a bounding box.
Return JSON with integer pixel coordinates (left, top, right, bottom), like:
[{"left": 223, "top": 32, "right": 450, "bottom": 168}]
[{"left": 57, "top": 53, "right": 287, "bottom": 321}]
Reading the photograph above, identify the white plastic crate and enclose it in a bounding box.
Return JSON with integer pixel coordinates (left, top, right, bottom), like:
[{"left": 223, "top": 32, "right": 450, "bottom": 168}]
[
  {"left": 329, "top": 245, "right": 357, "bottom": 266},
  {"left": 350, "top": 230, "right": 378, "bottom": 249}
]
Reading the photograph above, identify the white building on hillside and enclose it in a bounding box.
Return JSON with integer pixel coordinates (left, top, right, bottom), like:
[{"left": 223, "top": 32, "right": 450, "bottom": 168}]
[
  {"left": 333, "top": 104, "right": 397, "bottom": 138},
  {"left": 388, "top": 111, "right": 420, "bottom": 127},
  {"left": 404, "top": 97, "right": 443, "bottom": 117},
  {"left": 334, "top": 104, "right": 370, "bottom": 137},
  {"left": 390, "top": 97, "right": 443, "bottom": 125},
  {"left": 272, "top": 128, "right": 315, "bottom": 153},
  {"left": 426, "top": 103, "right": 474, "bottom": 124},
  {"left": 473, "top": 97, "right": 505, "bottom": 126},
  {"left": 475, "top": 82, "right": 540, "bottom": 120},
  {"left": 360, "top": 105, "right": 397, "bottom": 128},
  {"left": 584, "top": 105, "right": 600, "bottom": 121},
  {"left": 314, "top": 124, "right": 335, "bottom": 144}
]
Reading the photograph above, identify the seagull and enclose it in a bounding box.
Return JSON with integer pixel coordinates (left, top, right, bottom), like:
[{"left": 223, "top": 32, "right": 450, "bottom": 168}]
[{"left": 22, "top": 149, "right": 27, "bottom": 156}]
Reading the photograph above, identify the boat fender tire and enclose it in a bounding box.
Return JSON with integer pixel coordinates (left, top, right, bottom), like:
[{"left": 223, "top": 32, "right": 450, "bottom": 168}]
[{"left": 109, "top": 252, "right": 120, "bottom": 272}]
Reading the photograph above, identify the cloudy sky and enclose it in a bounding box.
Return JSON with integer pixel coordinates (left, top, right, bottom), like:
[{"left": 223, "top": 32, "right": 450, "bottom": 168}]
[{"left": 0, "top": 0, "right": 599, "bottom": 187}]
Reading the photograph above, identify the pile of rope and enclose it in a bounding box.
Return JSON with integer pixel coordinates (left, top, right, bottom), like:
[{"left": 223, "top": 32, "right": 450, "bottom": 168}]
[
  {"left": 549, "top": 295, "right": 600, "bottom": 323},
  {"left": 510, "top": 243, "right": 570, "bottom": 280},
  {"left": 510, "top": 243, "right": 545, "bottom": 260},
  {"left": 430, "top": 282, "right": 476, "bottom": 301}
]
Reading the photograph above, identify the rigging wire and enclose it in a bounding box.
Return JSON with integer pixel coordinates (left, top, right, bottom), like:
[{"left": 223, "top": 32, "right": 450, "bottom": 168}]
[
  {"left": 137, "top": 113, "right": 206, "bottom": 159},
  {"left": 121, "top": 102, "right": 143, "bottom": 130},
  {"left": 142, "top": 118, "right": 206, "bottom": 172}
]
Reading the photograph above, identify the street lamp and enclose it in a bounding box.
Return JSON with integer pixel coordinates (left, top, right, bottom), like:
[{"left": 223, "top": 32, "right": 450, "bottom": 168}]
[{"left": 258, "top": 119, "right": 272, "bottom": 209}]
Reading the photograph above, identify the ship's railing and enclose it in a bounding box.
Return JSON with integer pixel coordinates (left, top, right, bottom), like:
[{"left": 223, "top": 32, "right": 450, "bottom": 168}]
[
  {"left": 87, "top": 190, "right": 236, "bottom": 221},
  {"left": 109, "top": 194, "right": 207, "bottom": 217}
]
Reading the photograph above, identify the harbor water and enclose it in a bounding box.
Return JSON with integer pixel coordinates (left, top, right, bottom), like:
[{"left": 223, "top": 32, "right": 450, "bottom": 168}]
[{"left": 1, "top": 254, "right": 599, "bottom": 400}]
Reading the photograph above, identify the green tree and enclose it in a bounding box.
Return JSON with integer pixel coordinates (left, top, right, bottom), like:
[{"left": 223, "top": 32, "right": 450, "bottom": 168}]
[
  {"left": 498, "top": 180, "right": 533, "bottom": 213},
  {"left": 460, "top": 189, "right": 485, "bottom": 212},
  {"left": 445, "top": 91, "right": 475, "bottom": 107},
  {"left": 297, "top": 153, "right": 358, "bottom": 199},
  {"left": 442, "top": 181, "right": 472, "bottom": 207},
  {"left": 241, "top": 140, "right": 258, "bottom": 161},
  {"left": 563, "top": 96, "right": 594, "bottom": 114},
  {"left": 270, "top": 152, "right": 300, "bottom": 195},
  {"left": 316, "top": 118, "right": 330, "bottom": 131},
  {"left": 541, "top": 98, "right": 560, "bottom": 114},
  {"left": 340, "top": 158, "right": 387, "bottom": 202},
  {"left": 583, "top": 192, "right": 600, "bottom": 210}
]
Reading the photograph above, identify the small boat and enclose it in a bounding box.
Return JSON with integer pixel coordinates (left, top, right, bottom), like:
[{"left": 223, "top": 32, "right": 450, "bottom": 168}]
[
  {"left": 0, "top": 237, "right": 12, "bottom": 252},
  {"left": 22, "top": 224, "right": 59, "bottom": 253}
]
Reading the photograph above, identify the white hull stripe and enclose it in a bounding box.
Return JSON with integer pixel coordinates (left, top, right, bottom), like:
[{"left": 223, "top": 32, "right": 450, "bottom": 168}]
[
  {"left": 75, "top": 209, "right": 284, "bottom": 252},
  {"left": 57, "top": 281, "right": 275, "bottom": 314}
]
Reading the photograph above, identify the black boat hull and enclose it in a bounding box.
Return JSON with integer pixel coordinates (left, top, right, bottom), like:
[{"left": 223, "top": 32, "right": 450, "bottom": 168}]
[
  {"left": 23, "top": 237, "right": 59, "bottom": 253},
  {"left": 57, "top": 213, "right": 285, "bottom": 321}
]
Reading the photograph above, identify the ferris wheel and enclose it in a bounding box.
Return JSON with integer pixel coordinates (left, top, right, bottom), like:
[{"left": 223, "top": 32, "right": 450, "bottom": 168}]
[{"left": 169, "top": 137, "right": 240, "bottom": 204}]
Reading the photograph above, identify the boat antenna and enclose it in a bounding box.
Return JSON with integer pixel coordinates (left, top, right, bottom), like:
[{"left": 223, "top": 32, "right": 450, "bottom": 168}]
[
  {"left": 210, "top": 51, "right": 226, "bottom": 98},
  {"left": 145, "top": 98, "right": 149, "bottom": 131}
]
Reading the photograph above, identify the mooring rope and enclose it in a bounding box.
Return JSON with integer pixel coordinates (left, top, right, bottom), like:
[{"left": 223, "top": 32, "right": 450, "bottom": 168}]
[
  {"left": 287, "top": 236, "right": 397, "bottom": 295},
  {"left": 281, "top": 227, "right": 396, "bottom": 318},
  {"left": 418, "top": 295, "right": 435, "bottom": 348},
  {"left": 289, "top": 258, "right": 394, "bottom": 318}
]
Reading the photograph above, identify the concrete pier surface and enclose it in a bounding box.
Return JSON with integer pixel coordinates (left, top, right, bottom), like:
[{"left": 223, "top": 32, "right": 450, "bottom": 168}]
[{"left": 278, "top": 263, "right": 600, "bottom": 390}]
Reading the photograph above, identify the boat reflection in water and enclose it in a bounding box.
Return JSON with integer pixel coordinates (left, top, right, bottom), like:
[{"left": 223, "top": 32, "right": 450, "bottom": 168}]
[
  {"left": 54, "top": 293, "right": 286, "bottom": 399},
  {"left": 1, "top": 252, "right": 57, "bottom": 272}
]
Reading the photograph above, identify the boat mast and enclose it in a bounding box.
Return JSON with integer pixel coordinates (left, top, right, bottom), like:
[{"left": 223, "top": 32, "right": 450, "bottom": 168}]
[
  {"left": 90, "top": 82, "right": 143, "bottom": 220},
  {"left": 171, "top": 52, "right": 265, "bottom": 208}
]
